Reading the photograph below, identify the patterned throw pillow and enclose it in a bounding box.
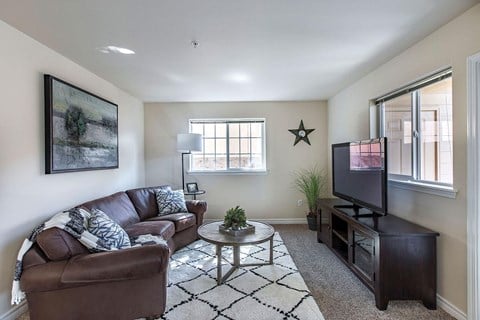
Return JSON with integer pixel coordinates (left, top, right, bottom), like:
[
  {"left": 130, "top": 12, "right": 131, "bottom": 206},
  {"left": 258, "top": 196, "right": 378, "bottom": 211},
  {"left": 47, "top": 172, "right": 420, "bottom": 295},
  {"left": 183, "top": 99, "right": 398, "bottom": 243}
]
[
  {"left": 87, "top": 209, "right": 131, "bottom": 251},
  {"left": 156, "top": 188, "right": 188, "bottom": 215}
]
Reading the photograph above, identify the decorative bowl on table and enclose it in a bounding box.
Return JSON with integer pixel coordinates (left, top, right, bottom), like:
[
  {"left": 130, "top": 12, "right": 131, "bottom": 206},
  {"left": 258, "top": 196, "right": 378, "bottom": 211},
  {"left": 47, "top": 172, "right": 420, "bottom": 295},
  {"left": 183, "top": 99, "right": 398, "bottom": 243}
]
[{"left": 219, "top": 223, "right": 255, "bottom": 236}]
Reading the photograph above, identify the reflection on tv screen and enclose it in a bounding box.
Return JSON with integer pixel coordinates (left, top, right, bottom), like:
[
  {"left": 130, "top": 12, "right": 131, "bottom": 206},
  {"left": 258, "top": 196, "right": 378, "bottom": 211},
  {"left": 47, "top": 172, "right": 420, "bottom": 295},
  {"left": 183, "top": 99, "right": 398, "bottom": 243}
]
[
  {"left": 350, "top": 139, "right": 384, "bottom": 170},
  {"left": 332, "top": 137, "right": 387, "bottom": 214}
]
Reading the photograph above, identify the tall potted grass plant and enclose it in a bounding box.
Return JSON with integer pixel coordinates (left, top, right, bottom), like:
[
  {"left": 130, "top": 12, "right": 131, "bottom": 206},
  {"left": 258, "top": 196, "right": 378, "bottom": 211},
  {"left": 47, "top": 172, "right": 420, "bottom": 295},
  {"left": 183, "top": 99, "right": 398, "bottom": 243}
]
[{"left": 293, "top": 166, "right": 328, "bottom": 230}]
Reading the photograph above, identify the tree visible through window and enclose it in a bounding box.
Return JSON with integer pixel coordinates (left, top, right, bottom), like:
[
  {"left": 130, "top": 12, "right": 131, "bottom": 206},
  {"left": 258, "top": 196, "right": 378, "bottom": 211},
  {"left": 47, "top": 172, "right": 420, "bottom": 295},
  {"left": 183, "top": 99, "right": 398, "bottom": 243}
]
[
  {"left": 377, "top": 69, "right": 453, "bottom": 185},
  {"left": 189, "top": 119, "right": 266, "bottom": 172}
]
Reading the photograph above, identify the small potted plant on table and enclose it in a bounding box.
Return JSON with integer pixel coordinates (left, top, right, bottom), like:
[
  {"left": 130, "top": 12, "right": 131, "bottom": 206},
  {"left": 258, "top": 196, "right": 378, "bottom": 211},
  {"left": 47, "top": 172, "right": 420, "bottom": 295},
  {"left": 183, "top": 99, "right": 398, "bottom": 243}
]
[
  {"left": 293, "top": 166, "right": 327, "bottom": 231},
  {"left": 219, "top": 206, "right": 255, "bottom": 236}
]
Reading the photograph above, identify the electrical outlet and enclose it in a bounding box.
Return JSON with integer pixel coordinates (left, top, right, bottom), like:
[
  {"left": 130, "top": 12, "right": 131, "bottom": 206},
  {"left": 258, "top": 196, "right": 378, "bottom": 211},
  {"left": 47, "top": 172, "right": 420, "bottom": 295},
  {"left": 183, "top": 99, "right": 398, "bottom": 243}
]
[{"left": 297, "top": 199, "right": 303, "bottom": 207}]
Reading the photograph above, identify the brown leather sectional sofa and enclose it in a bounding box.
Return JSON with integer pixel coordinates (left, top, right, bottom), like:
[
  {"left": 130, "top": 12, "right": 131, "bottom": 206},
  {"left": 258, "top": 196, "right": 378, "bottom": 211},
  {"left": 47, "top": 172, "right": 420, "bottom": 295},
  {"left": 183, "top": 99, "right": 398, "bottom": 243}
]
[{"left": 20, "top": 186, "right": 207, "bottom": 320}]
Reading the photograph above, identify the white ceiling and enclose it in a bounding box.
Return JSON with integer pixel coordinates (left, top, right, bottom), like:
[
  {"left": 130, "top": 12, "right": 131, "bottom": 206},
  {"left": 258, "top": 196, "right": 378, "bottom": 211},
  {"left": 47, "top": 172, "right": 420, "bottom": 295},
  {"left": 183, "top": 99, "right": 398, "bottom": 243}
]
[{"left": 0, "top": 0, "right": 478, "bottom": 102}]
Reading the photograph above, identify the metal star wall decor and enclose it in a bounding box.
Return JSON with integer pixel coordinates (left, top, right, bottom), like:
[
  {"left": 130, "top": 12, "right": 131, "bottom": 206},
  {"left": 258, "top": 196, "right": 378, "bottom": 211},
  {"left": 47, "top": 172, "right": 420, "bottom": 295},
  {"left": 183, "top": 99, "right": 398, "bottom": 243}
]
[{"left": 288, "top": 120, "right": 315, "bottom": 146}]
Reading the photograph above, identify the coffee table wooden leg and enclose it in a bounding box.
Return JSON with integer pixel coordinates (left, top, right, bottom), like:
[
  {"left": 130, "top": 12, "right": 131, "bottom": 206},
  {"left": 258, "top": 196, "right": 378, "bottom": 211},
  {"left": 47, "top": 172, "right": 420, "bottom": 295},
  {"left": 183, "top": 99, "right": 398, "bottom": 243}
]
[
  {"left": 269, "top": 237, "right": 274, "bottom": 264},
  {"left": 216, "top": 245, "right": 222, "bottom": 285}
]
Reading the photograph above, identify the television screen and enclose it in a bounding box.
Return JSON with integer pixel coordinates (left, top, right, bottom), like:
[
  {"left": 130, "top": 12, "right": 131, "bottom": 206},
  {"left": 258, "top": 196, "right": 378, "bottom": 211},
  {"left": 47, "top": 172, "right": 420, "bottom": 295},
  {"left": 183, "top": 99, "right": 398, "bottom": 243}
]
[{"left": 332, "top": 138, "right": 387, "bottom": 214}]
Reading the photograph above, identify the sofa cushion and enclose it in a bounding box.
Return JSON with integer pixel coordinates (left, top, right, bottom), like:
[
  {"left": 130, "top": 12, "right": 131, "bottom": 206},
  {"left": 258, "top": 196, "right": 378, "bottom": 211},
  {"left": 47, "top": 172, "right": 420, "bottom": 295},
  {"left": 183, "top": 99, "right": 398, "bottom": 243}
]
[
  {"left": 126, "top": 186, "right": 170, "bottom": 221},
  {"left": 87, "top": 209, "right": 131, "bottom": 251},
  {"left": 148, "top": 212, "right": 196, "bottom": 233},
  {"left": 156, "top": 189, "right": 187, "bottom": 215},
  {"left": 36, "top": 228, "right": 89, "bottom": 261},
  {"left": 123, "top": 221, "right": 175, "bottom": 240},
  {"left": 79, "top": 192, "right": 140, "bottom": 228}
]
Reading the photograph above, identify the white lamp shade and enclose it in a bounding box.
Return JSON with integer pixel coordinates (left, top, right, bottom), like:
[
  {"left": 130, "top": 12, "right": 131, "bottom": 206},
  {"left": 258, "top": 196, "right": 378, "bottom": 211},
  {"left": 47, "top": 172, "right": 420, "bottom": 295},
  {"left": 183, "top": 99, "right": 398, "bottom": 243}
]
[{"left": 177, "top": 133, "right": 203, "bottom": 152}]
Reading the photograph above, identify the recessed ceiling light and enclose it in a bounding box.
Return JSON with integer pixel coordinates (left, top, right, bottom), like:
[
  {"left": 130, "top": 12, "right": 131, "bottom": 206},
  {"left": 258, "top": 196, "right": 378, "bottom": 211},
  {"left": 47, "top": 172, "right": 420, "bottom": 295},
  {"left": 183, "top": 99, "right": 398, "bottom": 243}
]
[
  {"left": 228, "top": 73, "right": 250, "bottom": 83},
  {"left": 97, "top": 46, "right": 135, "bottom": 55}
]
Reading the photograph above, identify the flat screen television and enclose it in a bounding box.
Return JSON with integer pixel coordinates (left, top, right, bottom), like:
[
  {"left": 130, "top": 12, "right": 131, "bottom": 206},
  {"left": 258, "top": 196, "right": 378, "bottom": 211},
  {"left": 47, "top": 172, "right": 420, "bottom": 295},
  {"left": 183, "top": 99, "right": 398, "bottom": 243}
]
[{"left": 332, "top": 138, "right": 388, "bottom": 216}]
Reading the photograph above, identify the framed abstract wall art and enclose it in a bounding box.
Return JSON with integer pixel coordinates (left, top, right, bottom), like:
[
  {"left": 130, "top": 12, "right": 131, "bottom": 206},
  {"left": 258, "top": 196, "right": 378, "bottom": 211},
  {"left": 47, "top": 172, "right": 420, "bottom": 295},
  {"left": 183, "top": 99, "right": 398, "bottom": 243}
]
[{"left": 44, "top": 75, "right": 119, "bottom": 174}]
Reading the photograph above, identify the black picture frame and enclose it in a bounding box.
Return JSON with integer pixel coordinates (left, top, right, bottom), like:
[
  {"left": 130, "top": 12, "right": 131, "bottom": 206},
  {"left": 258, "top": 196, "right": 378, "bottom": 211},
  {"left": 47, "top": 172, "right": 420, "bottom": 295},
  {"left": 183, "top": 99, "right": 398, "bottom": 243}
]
[
  {"left": 186, "top": 182, "right": 199, "bottom": 193},
  {"left": 44, "top": 75, "right": 119, "bottom": 174}
]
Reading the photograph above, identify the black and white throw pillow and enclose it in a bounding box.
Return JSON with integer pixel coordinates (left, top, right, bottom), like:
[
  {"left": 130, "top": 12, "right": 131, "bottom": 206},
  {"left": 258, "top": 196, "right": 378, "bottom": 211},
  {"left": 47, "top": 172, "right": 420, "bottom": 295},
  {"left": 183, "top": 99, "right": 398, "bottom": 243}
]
[
  {"left": 87, "top": 209, "right": 131, "bottom": 251},
  {"left": 156, "top": 188, "right": 188, "bottom": 215}
]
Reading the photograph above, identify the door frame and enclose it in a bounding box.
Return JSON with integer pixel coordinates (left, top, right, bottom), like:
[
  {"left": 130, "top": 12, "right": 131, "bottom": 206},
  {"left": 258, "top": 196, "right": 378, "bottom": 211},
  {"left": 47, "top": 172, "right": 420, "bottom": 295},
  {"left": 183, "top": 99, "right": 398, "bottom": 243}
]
[{"left": 467, "top": 52, "right": 480, "bottom": 320}]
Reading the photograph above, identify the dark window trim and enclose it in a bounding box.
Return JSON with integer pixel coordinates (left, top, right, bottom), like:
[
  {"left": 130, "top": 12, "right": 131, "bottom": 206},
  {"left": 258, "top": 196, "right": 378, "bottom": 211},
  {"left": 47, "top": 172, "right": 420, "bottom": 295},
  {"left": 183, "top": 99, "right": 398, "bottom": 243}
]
[{"left": 374, "top": 68, "right": 452, "bottom": 104}]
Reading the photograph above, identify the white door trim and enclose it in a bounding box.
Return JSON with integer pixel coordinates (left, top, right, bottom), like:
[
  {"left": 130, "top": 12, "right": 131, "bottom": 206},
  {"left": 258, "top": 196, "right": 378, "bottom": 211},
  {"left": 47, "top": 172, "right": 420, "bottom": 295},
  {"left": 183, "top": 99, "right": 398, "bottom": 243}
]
[{"left": 467, "top": 52, "right": 480, "bottom": 320}]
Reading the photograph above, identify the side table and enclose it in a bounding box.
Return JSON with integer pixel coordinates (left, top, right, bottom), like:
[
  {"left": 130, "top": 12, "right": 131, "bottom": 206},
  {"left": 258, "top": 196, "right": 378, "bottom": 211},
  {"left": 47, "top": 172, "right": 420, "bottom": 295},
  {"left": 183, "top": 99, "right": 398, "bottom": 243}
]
[{"left": 184, "top": 190, "right": 206, "bottom": 200}]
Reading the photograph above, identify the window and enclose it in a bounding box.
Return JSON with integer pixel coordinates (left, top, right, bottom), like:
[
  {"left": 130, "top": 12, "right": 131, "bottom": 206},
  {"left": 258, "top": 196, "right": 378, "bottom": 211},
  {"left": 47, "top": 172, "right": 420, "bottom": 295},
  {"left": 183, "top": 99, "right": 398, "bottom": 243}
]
[
  {"left": 189, "top": 119, "right": 266, "bottom": 173},
  {"left": 376, "top": 69, "right": 453, "bottom": 186}
]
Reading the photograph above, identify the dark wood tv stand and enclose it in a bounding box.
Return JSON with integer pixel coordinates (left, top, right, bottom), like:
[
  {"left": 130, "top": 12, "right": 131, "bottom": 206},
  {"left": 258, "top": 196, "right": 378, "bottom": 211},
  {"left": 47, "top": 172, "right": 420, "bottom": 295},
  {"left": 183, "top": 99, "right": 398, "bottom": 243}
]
[{"left": 317, "top": 198, "right": 439, "bottom": 310}]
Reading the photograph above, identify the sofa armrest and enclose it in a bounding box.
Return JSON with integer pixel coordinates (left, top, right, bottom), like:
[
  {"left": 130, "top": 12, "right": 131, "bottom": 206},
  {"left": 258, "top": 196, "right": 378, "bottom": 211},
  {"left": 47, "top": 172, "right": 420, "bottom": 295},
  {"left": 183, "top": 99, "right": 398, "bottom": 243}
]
[
  {"left": 61, "top": 244, "right": 169, "bottom": 284},
  {"left": 21, "top": 260, "right": 68, "bottom": 293},
  {"left": 21, "top": 245, "right": 169, "bottom": 293},
  {"left": 186, "top": 200, "right": 207, "bottom": 226}
]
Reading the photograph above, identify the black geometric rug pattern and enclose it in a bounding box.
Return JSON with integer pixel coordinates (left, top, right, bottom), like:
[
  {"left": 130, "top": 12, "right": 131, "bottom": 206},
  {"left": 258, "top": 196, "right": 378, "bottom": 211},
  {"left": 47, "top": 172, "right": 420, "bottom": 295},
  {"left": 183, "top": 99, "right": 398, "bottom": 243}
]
[{"left": 157, "top": 233, "right": 324, "bottom": 320}]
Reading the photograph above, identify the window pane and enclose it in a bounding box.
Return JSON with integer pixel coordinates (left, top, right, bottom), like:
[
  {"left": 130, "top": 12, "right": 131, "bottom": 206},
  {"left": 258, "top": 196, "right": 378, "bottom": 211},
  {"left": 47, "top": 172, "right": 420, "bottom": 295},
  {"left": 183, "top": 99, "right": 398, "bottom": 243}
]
[
  {"left": 418, "top": 77, "right": 452, "bottom": 184},
  {"left": 191, "top": 123, "right": 203, "bottom": 135},
  {"left": 203, "top": 155, "right": 216, "bottom": 170},
  {"left": 204, "top": 123, "right": 215, "bottom": 138},
  {"left": 229, "top": 138, "right": 239, "bottom": 154},
  {"left": 192, "top": 154, "right": 204, "bottom": 170},
  {"left": 239, "top": 155, "right": 251, "bottom": 168},
  {"left": 216, "top": 123, "right": 226, "bottom": 138},
  {"left": 216, "top": 138, "right": 226, "bottom": 154},
  {"left": 204, "top": 139, "right": 215, "bottom": 153},
  {"left": 251, "top": 154, "right": 263, "bottom": 168},
  {"left": 240, "top": 138, "right": 250, "bottom": 154},
  {"left": 229, "top": 123, "right": 240, "bottom": 137},
  {"left": 384, "top": 93, "right": 412, "bottom": 177},
  {"left": 251, "top": 123, "right": 262, "bottom": 137},
  {"left": 215, "top": 154, "right": 227, "bottom": 170},
  {"left": 230, "top": 154, "right": 240, "bottom": 168},
  {"left": 251, "top": 138, "right": 262, "bottom": 153},
  {"left": 240, "top": 123, "right": 250, "bottom": 137}
]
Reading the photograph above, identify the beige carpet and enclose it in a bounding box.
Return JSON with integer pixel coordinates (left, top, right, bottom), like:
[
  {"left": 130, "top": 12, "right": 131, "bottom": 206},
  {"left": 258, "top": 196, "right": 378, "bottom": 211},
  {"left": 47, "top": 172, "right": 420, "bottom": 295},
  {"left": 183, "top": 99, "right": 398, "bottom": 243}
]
[
  {"left": 17, "top": 224, "right": 455, "bottom": 320},
  {"left": 273, "top": 224, "right": 455, "bottom": 320}
]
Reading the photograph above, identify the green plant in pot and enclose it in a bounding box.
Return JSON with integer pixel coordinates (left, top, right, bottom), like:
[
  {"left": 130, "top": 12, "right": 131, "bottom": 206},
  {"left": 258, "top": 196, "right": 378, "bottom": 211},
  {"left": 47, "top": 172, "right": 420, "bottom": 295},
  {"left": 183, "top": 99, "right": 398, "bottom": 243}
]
[
  {"left": 224, "top": 206, "right": 247, "bottom": 230},
  {"left": 293, "top": 166, "right": 328, "bottom": 231}
]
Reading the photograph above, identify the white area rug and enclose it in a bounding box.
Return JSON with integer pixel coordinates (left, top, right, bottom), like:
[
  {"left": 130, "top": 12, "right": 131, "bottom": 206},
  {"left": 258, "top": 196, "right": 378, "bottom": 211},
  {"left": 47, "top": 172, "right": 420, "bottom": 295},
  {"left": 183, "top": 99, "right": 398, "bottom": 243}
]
[{"left": 160, "top": 233, "right": 324, "bottom": 320}]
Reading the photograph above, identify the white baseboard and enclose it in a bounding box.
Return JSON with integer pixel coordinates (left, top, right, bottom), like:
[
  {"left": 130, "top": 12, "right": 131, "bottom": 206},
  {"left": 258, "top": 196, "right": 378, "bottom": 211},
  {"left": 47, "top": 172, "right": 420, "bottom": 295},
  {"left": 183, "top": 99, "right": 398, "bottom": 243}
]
[
  {"left": 437, "top": 294, "right": 466, "bottom": 320},
  {"left": 204, "top": 218, "right": 307, "bottom": 224},
  {"left": 250, "top": 218, "right": 307, "bottom": 224},
  {"left": 0, "top": 302, "right": 27, "bottom": 320}
]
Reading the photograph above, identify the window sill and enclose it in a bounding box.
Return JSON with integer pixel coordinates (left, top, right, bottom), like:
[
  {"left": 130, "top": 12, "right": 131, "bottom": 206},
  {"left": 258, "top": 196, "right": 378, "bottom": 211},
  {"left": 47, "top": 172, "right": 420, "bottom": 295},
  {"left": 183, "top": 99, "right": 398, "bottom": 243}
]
[
  {"left": 389, "top": 179, "right": 457, "bottom": 199},
  {"left": 188, "top": 169, "right": 268, "bottom": 176}
]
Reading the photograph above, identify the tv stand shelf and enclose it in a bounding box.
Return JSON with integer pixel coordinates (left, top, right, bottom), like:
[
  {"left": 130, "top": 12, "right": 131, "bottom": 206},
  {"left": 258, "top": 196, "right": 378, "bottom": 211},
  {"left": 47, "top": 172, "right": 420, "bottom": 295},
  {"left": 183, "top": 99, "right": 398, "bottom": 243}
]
[
  {"left": 332, "top": 229, "right": 348, "bottom": 243},
  {"left": 317, "top": 198, "right": 439, "bottom": 310}
]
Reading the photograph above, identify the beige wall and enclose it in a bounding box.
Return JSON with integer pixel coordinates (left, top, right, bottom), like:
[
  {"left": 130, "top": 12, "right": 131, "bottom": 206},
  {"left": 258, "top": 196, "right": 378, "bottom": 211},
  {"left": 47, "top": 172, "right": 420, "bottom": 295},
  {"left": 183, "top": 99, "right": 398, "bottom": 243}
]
[
  {"left": 328, "top": 4, "right": 480, "bottom": 313},
  {"left": 145, "top": 101, "right": 328, "bottom": 221},
  {"left": 0, "top": 21, "right": 145, "bottom": 316}
]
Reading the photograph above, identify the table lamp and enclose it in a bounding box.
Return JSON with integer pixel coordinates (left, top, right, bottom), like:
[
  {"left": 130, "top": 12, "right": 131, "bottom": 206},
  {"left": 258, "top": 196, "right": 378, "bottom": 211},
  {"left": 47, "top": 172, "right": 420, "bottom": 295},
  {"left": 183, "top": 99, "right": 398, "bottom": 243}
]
[{"left": 177, "top": 133, "right": 202, "bottom": 191}]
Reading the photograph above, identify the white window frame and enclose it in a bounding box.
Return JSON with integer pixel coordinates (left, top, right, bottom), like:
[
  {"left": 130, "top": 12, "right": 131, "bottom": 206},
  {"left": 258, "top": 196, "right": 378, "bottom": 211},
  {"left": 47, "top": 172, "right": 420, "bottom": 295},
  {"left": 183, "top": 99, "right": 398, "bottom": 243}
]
[
  {"left": 375, "top": 68, "right": 456, "bottom": 198},
  {"left": 188, "top": 118, "right": 267, "bottom": 174},
  {"left": 467, "top": 51, "right": 480, "bottom": 320}
]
